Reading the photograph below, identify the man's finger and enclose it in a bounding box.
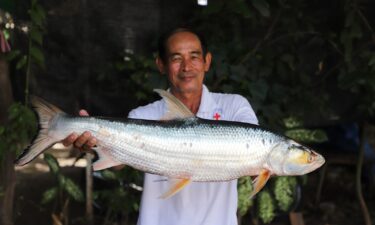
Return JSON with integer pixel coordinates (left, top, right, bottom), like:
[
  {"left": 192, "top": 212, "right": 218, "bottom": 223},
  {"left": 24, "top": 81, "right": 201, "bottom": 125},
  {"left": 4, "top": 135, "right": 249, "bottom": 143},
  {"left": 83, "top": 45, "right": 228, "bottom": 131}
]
[
  {"left": 62, "top": 133, "right": 78, "bottom": 147},
  {"left": 79, "top": 109, "right": 89, "bottom": 116},
  {"left": 74, "top": 131, "right": 91, "bottom": 148},
  {"left": 81, "top": 138, "right": 97, "bottom": 151},
  {"left": 87, "top": 138, "right": 97, "bottom": 148}
]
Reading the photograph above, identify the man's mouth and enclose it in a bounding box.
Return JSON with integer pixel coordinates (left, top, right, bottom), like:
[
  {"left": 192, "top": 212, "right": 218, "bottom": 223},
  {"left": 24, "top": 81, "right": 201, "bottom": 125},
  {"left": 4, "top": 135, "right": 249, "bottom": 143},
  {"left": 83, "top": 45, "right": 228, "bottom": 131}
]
[{"left": 179, "top": 74, "right": 196, "bottom": 81}]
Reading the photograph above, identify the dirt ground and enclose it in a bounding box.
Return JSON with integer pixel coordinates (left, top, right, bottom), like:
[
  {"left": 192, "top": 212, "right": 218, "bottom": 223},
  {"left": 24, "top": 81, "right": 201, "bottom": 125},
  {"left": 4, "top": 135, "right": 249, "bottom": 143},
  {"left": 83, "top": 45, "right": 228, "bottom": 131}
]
[{"left": 13, "top": 149, "right": 375, "bottom": 225}]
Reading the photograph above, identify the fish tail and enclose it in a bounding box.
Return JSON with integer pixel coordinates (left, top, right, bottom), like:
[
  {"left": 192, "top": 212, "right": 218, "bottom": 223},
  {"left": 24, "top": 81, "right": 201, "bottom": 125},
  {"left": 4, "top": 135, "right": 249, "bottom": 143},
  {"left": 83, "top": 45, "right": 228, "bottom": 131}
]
[{"left": 14, "top": 96, "right": 64, "bottom": 166}]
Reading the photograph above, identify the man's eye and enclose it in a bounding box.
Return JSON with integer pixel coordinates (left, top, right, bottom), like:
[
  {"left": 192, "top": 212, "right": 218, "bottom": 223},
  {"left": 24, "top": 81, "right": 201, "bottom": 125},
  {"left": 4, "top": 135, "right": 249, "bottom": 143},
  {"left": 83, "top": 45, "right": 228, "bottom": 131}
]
[
  {"left": 191, "top": 55, "right": 200, "bottom": 59},
  {"left": 171, "top": 56, "right": 182, "bottom": 62}
]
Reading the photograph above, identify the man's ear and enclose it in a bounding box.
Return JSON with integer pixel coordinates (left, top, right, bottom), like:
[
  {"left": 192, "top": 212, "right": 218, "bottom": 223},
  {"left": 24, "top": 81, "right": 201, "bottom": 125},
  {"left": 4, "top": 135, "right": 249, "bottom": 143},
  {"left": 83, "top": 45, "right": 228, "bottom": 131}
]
[
  {"left": 204, "top": 52, "right": 212, "bottom": 72},
  {"left": 156, "top": 57, "right": 166, "bottom": 74}
]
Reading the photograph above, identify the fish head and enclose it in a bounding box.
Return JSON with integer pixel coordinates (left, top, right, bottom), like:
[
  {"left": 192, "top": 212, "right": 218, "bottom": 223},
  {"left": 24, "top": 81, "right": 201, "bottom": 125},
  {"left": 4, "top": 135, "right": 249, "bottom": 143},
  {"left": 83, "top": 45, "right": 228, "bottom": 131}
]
[{"left": 268, "top": 140, "right": 325, "bottom": 175}]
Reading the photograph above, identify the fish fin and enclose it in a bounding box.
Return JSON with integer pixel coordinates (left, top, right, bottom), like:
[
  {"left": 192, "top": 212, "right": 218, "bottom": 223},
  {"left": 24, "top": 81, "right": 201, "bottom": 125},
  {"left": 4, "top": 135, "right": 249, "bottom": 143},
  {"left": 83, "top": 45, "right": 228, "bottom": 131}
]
[
  {"left": 249, "top": 169, "right": 271, "bottom": 199},
  {"left": 159, "top": 178, "right": 191, "bottom": 199},
  {"left": 92, "top": 146, "right": 123, "bottom": 171},
  {"left": 14, "top": 133, "right": 56, "bottom": 166},
  {"left": 153, "top": 89, "right": 195, "bottom": 120},
  {"left": 14, "top": 96, "right": 64, "bottom": 166}
]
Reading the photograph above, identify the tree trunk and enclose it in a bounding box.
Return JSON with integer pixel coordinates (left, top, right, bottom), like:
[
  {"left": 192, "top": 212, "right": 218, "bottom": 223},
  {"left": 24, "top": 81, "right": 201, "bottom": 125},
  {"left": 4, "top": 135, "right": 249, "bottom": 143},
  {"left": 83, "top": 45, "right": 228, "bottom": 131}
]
[
  {"left": 0, "top": 58, "right": 13, "bottom": 123},
  {"left": 356, "top": 123, "right": 372, "bottom": 225},
  {"left": 0, "top": 57, "right": 15, "bottom": 225}
]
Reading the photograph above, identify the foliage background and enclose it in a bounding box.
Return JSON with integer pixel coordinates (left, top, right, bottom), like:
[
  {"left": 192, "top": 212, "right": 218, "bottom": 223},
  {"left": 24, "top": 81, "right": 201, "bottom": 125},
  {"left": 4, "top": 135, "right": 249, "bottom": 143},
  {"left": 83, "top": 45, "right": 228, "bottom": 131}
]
[{"left": 1, "top": 0, "right": 375, "bottom": 224}]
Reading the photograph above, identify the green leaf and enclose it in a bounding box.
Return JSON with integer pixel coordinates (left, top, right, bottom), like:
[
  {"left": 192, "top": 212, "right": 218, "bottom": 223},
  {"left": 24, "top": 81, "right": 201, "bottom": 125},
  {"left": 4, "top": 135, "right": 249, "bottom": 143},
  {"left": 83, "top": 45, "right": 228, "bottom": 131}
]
[
  {"left": 101, "top": 169, "right": 118, "bottom": 180},
  {"left": 41, "top": 187, "right": 58, "bottom": 204},
  {"left": 3, "top": 30, "right": 10, "bottom": 40},
  {"left": 58, "top": 174, "right": 66, "bottom": 187},
  {"left": 30, "top": 29, "right": 43, "bottom": 45},
  {"left": 44, "top": 153, "right": 60, "bottom": 174},
  {"left": 285, "top": 129, "right": 328, "bottom": 143},
  {"left": 16, "top": 55, "right": 28, "bottom": 70},
  {"left": 133, "top": 202, "right": 139, "bottom": 211},
  {"left": 237, "top": 177, "right": 253, "bottom": 216},
  {"left": 252, "top": 0, "right": 270, "bottom": 17},
  {"left": 273, "top": 176, "right": 297, "bottom": 212},
  {"left": 63, "top": 177, "right": 84, "bottom": 202},
  {"left": 30, "top": 46, "right": 45, "bottom": 67},
  {"left": 283, "top": 117, "right": 303, "bottom": 129},
  {"left": 257, "top": 190, "right": 275, "bottom": 223}
]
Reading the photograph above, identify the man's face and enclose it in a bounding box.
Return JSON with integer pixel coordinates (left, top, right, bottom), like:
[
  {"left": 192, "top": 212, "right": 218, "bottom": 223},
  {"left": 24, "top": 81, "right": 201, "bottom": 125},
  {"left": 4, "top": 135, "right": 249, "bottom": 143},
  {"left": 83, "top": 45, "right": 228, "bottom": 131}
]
[{"left": 157, "top": 31, "right": 211, "bottom": 95}]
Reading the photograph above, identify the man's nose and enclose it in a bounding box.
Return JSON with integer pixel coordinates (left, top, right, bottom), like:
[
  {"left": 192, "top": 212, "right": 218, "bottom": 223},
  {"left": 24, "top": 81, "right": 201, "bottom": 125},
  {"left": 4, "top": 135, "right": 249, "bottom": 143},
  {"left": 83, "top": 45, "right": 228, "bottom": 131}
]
[{"left": 181, "top": 58, "right": 192, "bottom": 72}]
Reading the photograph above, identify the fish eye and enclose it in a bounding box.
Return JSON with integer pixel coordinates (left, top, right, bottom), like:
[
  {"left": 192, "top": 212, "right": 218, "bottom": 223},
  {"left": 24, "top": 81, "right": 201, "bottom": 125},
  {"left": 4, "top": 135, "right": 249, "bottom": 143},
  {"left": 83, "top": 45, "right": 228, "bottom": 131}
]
[{"left": 307, "top": 152, "right": 316, "bottom": 163}]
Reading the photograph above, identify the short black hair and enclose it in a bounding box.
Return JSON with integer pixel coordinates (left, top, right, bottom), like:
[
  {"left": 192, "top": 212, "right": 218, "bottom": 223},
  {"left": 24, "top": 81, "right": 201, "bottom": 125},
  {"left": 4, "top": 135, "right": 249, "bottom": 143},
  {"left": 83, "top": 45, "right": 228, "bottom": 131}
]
[{"left": 157, "top": 27, "right": 208, "bottom": 62}]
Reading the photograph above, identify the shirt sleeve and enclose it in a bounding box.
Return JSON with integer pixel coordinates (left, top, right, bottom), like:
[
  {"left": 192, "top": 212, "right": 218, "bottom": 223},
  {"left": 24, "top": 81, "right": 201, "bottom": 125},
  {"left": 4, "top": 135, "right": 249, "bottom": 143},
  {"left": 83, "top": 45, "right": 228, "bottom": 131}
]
[
  {"left": 128, "top": 109, "right": 140, "bottom": 119},
  {"left": 127, "top": 100, "right": 164, "bottom": 120},
  {"left": 232, "top": 95, "right": 259, "bottom": 125}
]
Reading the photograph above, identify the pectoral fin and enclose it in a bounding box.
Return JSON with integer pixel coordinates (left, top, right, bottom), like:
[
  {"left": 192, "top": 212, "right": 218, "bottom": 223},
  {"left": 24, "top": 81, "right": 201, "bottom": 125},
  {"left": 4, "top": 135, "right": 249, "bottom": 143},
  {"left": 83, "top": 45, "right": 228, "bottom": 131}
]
[
  {"left": 250, "top": 169, "right": 271, "bottom": 199},
  {"left": 159, "top": 178, "right": 191, "bottom": 199},
  {"left": 92, "top": 146, "right": 123, "bottom": 171}
]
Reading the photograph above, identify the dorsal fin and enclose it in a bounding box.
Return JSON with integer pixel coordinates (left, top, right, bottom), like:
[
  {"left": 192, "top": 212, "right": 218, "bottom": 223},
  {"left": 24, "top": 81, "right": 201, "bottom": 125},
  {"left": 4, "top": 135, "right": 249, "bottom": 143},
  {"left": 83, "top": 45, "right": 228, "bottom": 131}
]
[{"left": 154, "top": 89, "right": 195, "bottom": 120}]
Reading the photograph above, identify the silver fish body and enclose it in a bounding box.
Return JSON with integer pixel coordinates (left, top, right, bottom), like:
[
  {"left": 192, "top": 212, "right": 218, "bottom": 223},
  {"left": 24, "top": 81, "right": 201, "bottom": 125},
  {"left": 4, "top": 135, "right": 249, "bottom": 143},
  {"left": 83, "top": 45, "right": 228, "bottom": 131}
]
[
  {"left": 15, "top": 90, "right": 325, "bottom": 198},
  {"left": 52, "top": 116, "right": 287, "bottom": 181}
]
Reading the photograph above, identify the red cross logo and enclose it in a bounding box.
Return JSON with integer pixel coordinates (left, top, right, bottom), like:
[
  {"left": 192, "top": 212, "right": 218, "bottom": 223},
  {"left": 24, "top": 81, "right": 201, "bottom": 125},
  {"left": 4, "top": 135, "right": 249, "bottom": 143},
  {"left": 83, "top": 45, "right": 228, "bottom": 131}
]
[{"left": 213, "top": 112, "right": 221, "bottom": 120}]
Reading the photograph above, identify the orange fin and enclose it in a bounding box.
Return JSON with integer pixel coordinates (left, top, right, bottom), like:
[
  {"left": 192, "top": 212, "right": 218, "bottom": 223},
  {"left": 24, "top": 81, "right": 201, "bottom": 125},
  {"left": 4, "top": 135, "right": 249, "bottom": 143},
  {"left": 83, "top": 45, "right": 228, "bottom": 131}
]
[
  {"left": 250, "top": 169, "right": 271, "bottom": 199},
  {"left": 159, "top": 178, "right": 191, "bottom": 199}
]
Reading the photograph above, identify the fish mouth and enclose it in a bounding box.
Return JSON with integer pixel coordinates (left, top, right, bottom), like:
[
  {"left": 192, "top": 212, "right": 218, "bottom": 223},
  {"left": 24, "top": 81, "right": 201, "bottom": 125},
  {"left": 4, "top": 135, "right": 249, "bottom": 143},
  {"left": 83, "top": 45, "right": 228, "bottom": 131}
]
[{"left": 315, "top": 154, "right": 325, "bottom": 167}]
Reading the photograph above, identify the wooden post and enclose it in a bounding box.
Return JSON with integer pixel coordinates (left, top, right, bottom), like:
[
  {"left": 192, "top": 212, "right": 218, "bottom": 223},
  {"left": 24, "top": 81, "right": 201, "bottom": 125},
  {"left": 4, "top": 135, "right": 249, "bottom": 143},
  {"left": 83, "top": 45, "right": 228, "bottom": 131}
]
[
  {"left": 356, "top": 123, "right": 372, "bottom": 225},
  {"left": 289, "top": 212, "right": 305, "bottom": 225},
  {"left": 85, "top": 153, "right": 94, "bottom": 225}
]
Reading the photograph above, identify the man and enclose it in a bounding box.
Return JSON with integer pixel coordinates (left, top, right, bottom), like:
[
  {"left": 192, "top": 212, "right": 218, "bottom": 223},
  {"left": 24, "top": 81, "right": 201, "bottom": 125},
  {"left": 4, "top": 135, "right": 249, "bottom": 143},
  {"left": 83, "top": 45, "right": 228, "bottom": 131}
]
[{"left": 63, "top": 28, "right": 258, "bottom": 225}]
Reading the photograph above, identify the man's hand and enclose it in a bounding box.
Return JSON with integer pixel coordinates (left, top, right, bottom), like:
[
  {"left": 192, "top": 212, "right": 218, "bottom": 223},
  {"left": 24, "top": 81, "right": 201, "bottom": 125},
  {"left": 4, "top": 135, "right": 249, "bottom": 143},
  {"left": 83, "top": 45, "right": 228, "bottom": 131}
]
[{"left": 62, "top": 109, "right": 97, "bottom": 151}]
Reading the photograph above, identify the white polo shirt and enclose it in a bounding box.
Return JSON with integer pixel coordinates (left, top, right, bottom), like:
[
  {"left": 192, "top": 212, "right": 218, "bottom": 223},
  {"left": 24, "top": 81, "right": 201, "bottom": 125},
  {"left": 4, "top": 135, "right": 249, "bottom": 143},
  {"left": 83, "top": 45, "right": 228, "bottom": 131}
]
[{"left": 128, "top": 85, "right": 258, "bottom": 225}]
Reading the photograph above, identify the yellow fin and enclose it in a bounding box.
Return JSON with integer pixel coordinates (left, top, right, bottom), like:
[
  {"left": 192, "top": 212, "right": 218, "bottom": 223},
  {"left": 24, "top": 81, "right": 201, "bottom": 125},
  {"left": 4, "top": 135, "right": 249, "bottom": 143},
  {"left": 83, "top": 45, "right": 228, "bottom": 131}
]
[
  {"left": 159, "top": 178, "right": 191, "bottom": 199},
  {"left": 250, "top": 169, "right": 271, "bottom": 199},
  {"left": 154, "top": 89, "right": 195, "bottom": 120}
]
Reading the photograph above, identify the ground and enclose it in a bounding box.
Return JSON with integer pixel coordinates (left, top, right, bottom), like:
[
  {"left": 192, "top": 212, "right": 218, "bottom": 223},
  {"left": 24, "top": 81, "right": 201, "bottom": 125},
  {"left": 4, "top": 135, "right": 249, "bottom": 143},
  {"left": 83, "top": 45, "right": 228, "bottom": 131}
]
[{"left": 13, "top": 148, "right": 375, "bottom": 225}]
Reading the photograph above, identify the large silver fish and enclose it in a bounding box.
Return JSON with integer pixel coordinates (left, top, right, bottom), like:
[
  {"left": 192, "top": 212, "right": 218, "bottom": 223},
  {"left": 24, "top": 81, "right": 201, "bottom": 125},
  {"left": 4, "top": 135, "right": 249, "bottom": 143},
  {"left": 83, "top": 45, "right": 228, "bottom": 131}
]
[{"left": 15, "top": 90, "right": 325, "bottom": 198}]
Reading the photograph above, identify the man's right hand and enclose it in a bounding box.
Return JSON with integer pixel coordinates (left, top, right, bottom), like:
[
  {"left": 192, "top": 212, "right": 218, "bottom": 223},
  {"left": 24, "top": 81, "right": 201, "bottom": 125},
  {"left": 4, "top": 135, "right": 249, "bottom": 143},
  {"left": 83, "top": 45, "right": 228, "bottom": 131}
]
[{"left": 62, "top": 109, "right": 97, "bottom": 151}]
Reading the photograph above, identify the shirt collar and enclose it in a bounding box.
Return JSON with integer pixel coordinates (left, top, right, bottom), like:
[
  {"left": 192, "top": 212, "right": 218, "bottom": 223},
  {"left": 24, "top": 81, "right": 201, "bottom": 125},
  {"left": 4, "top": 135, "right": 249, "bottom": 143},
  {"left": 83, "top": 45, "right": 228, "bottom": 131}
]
[{"left": 197, "top": 85, "right": 218, "bottom": 115}]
